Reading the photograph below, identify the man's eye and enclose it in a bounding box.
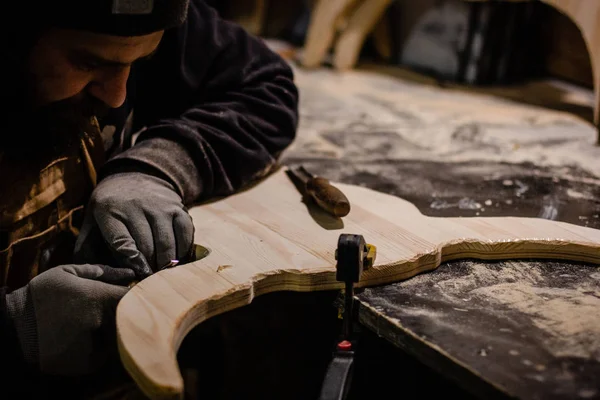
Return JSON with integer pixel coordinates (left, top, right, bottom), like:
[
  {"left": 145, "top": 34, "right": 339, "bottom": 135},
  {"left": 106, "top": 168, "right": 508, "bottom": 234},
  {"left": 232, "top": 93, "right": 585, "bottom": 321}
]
[
  {"left": 69, "top": 56, "right": 99, "bottom": 72},
  {"left": 75, "top": 62, "right": 98, "bottom": 72}
]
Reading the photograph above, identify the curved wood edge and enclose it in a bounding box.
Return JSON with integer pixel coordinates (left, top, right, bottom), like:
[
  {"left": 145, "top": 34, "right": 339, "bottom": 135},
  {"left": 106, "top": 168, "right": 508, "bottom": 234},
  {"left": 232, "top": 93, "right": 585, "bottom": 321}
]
[
  {"left": 333, "top": 0, "right": 394, "bottom": 70},
  {"left": 540, "top": 0, "right": 600, "bottom": 142},
  {"left": 117, "top": 266, "right": 342, "bottom": 399},
  {"left": 371, "top": 11, "right": 393, "bottom": 61},
  {"left": 116, "top": 178, "right": 600, "bottom": 400},
  {"left": 301, "top": 0, "right": 356, "bottom": 68}
]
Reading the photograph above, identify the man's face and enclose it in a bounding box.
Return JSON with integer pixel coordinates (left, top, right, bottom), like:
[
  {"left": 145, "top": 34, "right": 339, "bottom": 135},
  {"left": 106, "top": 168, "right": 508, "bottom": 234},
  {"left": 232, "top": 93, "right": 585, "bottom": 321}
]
[{"left": 24, "top": 28, "right": 163, "bottom": 136}]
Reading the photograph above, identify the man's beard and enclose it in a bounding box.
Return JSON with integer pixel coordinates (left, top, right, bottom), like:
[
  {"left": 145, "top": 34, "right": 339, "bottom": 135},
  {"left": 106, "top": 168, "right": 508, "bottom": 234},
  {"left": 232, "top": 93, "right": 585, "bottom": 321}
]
[
  {"left": 0, "top": 93, "right": 111, "bottom": 192},
  {"left": 32, "top": 94, "right": 110, "bottom": 144},
  {"left": 10, "top": 94, "right": 111, "bottom": 154}
]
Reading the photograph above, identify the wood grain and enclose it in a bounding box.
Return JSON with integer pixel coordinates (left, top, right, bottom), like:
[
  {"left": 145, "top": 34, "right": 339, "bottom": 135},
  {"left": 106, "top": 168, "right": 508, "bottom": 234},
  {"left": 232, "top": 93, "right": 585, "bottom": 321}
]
[{"left": 116, "top": 168, "right": 600, "bottom": 399}]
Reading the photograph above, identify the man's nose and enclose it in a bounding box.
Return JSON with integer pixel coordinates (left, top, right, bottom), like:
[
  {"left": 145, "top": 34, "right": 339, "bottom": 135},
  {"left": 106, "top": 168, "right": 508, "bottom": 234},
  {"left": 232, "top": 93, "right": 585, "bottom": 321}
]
[{"left": 87, "top": 66, "right": 131, "bottom": 109}]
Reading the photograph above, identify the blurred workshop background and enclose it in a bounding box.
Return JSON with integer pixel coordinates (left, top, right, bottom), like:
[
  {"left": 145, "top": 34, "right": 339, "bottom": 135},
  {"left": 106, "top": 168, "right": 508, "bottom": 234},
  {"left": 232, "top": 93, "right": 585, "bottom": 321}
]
[
  {"left": 206, "top": 0, "right": 595, "bottom": 89},
  {"left": 200, "top": 0, "right": 599, "bottom": 143}
]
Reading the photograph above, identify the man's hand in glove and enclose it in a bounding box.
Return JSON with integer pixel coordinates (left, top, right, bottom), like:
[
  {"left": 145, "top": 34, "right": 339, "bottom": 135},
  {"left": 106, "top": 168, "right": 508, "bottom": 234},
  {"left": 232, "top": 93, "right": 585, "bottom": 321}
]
[
  {"left": 5, "top": 264, "right": 136, "bottom": 376},
  {"left": 74, "top": 172, "right": 195, "bottom": 278}
]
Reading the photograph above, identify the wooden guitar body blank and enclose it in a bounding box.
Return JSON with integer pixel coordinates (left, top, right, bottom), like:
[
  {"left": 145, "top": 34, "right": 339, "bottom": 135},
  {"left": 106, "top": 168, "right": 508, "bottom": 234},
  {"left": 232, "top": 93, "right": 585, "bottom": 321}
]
[{"left": 116, "top": 168, "right": 600, "bottom": 400}]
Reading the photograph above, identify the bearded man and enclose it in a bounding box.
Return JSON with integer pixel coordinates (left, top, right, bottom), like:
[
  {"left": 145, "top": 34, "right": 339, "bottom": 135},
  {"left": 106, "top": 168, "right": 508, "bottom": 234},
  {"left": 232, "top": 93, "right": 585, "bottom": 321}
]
[{"left": 0, "top": 0, "right": 298, "bottom": 396}]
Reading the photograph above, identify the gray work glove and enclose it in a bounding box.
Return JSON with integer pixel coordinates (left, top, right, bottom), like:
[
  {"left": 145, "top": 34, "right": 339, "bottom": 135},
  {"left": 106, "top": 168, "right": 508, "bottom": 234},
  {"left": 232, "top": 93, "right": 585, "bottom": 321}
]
[
  {"left": 73, "top": 172, "right": 195, "bottom": 278},
  {"left": 5, "top": 264, "right": 136, "bottom": 376}
]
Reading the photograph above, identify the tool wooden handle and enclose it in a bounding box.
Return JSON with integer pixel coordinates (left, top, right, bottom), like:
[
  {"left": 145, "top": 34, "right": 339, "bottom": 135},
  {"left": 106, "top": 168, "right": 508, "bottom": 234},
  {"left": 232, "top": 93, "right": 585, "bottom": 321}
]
[{"left": 306, "top": 177, "right": 351, "bottom": 217}]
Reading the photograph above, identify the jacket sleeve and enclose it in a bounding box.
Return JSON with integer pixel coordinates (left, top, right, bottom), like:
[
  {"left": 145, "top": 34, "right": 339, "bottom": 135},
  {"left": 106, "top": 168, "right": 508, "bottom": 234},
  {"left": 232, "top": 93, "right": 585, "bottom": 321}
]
[{"left": 101, "top": 0, "right": 299, "bottom": 205}]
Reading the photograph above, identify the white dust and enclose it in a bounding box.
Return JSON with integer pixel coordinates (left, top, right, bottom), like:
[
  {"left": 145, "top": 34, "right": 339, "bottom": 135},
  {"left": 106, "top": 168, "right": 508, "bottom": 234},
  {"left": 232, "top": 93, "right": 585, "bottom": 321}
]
[
  {"left": 286, "top": 67, "right": 600, "bottom": 178},
  {"left": 428, "top": 262, "right": 600, "bottom": 360}
]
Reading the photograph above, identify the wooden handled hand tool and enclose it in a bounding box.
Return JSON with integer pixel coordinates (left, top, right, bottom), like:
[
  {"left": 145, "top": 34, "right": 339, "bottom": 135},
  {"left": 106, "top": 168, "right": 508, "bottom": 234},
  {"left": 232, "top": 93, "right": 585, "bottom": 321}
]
[{"left": 286, "top": 165, "right": 351, "bottom": 217}]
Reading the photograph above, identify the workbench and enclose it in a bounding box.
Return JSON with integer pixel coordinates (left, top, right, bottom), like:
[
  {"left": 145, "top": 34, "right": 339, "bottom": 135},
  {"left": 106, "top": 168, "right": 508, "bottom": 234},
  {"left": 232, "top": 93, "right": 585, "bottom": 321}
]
[
  {"left": 73, "top": 62, "right": 599, "bottom": 400},
  {"left": 352, "top": 166, "right": 600, "bottom": 400},
  {"left": 279, "top": 64, "right": 600, "bottom": 400}
]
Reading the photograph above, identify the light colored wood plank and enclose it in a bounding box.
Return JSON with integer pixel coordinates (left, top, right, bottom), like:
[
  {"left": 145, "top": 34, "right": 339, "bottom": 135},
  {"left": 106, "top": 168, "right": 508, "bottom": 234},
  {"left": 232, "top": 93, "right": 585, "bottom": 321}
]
[
  {"left": 116, "top": 167, "right": 600, "bottom": 399},
  {"left": 333, "top": 0, "right": 394, "bottom": 70},
  {"left": 252, "top": 0, "right": 268, "bottom": 36},
  {"left": 226, "top": 0, "right": 268, "bottom": 36},
  {"left": 540, "top": 0, "right": 600, "bottom": 140},
  {"left": 371, "top": 9, "right": 393, "bottom": 61},
  {"left": 301, "top": 0, "right": 357, "bottom": 68}
]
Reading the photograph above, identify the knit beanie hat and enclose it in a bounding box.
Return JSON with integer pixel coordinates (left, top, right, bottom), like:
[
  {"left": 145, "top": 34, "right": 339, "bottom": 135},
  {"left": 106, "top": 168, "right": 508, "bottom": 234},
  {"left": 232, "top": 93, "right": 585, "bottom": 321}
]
[{"left": 38, "top": 0, "right": 190, "bottom": 36}]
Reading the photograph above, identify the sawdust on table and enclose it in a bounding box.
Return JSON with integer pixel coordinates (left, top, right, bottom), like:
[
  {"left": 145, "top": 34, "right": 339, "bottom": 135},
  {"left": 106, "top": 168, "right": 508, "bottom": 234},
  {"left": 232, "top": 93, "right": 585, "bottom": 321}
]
[
  {"left": 285, "top": 66, "right": 600, "bottom": 180},
  {"left": 400, "top": 261, "right": 600, "bottom": 360}
]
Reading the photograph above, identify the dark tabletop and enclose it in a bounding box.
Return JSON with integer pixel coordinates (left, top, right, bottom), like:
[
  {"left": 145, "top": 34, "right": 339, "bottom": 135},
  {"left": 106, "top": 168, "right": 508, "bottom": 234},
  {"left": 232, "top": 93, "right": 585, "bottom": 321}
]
[
  {"left": 284, "top": 157, "right": 600, "bottom": 400},
  {"left": 278, "top": 63, "right": 600, "bottom": 400}
]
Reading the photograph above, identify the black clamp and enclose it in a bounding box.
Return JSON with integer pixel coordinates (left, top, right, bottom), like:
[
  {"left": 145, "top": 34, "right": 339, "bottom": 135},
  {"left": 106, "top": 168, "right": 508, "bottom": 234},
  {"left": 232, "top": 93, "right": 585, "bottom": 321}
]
[{"left": 318, "top": 234, "right": 376, "bottom": 400}]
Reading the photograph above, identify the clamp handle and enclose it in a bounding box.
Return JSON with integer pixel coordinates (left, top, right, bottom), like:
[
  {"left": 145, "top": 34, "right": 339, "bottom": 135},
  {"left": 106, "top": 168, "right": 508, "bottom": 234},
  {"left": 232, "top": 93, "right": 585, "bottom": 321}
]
[
  {"left": 320, "top": 234, "right": 376, "bottom": 400},
  {"left": 318, "top": 348, "right": 354, "bottom": 400},
  {"left": 335, "top": 234, "right": 376, "bottom": 283}
]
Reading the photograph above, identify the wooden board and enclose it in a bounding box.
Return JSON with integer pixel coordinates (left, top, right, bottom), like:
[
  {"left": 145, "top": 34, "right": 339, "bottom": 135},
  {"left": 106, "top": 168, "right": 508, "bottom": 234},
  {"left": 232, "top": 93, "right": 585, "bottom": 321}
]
[
  {"left": 301, "top": 0, "right": 357, "bottom": 68},
  {"left": 539, "top": 0, "right": 600, "bottom": 143},
  {"left": 115, "top": 167, "right": 600, "bottom": 400},
  {"left": 333, "top": 0, "right": 394, "bottom": 70}
]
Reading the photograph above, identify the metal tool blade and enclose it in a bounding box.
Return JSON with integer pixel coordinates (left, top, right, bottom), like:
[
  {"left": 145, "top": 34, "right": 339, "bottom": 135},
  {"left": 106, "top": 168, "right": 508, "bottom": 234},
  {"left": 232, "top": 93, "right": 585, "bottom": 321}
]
[
  {"left": 289, "top": 166, "right": 314, "bottom": 182},
  {"left": 285, "top": 166, "right": 310, "bottom": 190},
  {"left": 296, "top": 165, "right": 315, "bottom": 179}
]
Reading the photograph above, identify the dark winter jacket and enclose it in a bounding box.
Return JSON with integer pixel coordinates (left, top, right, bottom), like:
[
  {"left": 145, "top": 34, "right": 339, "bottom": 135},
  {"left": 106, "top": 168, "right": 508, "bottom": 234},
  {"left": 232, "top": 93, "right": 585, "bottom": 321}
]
[{"left": 0, "top": 0, "right": 298, "bottom": 395}]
